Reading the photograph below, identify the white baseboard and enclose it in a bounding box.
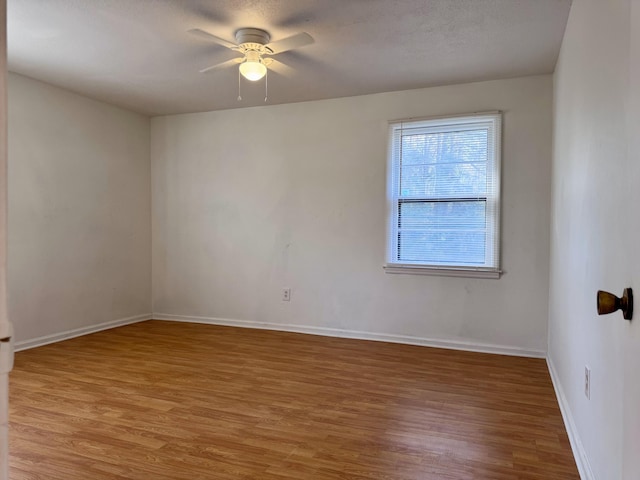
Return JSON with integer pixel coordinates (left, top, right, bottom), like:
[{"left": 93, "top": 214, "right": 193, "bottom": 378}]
[
  {"left": 152, "top": 313, "right": 546, "bottom": 358},
  {"left": 14, "top": 313, "right": 153, "bottom": 352},
  {"left": 547, "top": 357, "right": 595, "bottom": 480}
]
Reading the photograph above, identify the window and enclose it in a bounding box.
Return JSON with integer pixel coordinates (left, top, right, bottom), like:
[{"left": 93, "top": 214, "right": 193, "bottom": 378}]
[{"left": 385, "top": 112, "right": 502, "bottom": 278}]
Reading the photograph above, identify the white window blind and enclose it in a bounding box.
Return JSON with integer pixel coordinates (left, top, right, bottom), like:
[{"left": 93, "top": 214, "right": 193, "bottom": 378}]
[{"left": 385, "top": 112, "right": 502, "bottom": 277}]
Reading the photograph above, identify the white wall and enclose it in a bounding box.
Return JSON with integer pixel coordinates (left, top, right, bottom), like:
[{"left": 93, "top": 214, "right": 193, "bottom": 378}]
[
  {"left": 624, "top": 3, "right": 640, "bottom": 478},
  {"left": 549, "top": 0, "right": 640, "bottom": 478},
  {"left": 0, "top": 3, "right": 11, "bottom": 479},
  {"left": 152, "top": 75, "right": 553, "bottom": 354},
  {"left": 8, "top": 73, "right": 151, "bottom": 342}
]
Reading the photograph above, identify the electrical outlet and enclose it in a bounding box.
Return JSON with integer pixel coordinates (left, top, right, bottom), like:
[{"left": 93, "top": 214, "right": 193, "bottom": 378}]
[
  {"left": 282, "top": 288, "right": 291, "bottom": 302},
  {"left": 584, "top": 366, "right": 591, "bottom": 400}
]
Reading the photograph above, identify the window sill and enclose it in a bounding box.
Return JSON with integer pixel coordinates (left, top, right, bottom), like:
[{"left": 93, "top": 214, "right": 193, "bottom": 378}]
[{"left": 383, "top": 264, "right": 502, "bottom": 279}]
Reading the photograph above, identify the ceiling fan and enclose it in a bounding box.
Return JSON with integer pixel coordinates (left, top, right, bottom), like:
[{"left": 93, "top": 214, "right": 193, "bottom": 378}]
[{"left": 188, "top": 27, "right": 314, "bottom": 82}]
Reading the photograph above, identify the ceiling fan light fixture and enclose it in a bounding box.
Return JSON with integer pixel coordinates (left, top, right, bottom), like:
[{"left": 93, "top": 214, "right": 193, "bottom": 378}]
[
  {"left": 190, "top": 27, "right": 314, "bottom": 88},
  {"left": 239, "top": 60, "right": 267, "bottom": 81}
]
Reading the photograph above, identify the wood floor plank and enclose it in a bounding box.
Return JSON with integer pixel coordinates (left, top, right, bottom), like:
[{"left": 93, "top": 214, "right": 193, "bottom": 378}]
[{"left": 8, "top": 320, "right": 579, "bottom": 479}]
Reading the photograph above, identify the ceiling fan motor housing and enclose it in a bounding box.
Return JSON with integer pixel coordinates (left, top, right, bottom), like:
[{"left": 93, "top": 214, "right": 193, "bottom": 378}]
[{"left": 235, "top": 28, "right": 270, "bottom": 47}]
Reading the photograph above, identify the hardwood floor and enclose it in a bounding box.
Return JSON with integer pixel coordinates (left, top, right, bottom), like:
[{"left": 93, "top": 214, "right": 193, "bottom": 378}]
[{"left": 8, "top": 321, "right": 578, "bottom": 479}]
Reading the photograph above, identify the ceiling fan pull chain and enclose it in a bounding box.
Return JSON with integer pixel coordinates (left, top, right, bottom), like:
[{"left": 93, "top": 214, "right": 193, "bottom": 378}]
[
  {"left": 237, "top": 68, "right": 242, "bottom": 101},
  {"left": 264, "top": 69, "right": 268, "bottom": 103}
]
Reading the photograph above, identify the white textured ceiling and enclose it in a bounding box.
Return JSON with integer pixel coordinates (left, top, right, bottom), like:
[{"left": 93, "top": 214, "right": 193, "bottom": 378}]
[{"left": 8, "top": 0, "right": 572, "bottom": 116}]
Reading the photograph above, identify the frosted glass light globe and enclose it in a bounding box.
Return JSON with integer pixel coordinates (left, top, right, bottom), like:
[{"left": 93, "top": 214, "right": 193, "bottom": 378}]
[{"left": 239, "top": 61, "right": 267, "bottom": 81}]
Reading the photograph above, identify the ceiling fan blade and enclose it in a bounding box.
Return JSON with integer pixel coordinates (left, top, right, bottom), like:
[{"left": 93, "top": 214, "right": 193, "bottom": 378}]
[
  {"left": 267, "top": 59, "right": 296, "bottom": 78},
  {"left": 265, "top": 32, "right": 314, "bottom": 54},
  {"left": 188, "top": 28, "right": 238, "bottom": 50},
  {"left": 199, "top": 57, "right": 242, "bottom": 74}
]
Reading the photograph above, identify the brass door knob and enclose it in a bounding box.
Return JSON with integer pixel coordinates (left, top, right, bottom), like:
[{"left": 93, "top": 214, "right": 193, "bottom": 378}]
[{"left": 597, "top": 288, "right": 633, "bottom": 320}]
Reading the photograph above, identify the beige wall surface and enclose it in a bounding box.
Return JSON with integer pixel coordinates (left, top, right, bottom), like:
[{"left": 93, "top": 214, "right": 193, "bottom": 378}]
[
  {"left": 550, "top": 0, "right": 640, "bottom": 478},
  {"left": 8, "top": 73, "right": 151, "bottom": 342},
  {"left": 151, "top": 75, "right": 553, "bottom": 354}
]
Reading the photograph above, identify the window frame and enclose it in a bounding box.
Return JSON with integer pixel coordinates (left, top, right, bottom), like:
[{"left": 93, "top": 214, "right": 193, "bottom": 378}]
[{"left": 384, "top": 112, "right": 502, "bottom": 279}]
